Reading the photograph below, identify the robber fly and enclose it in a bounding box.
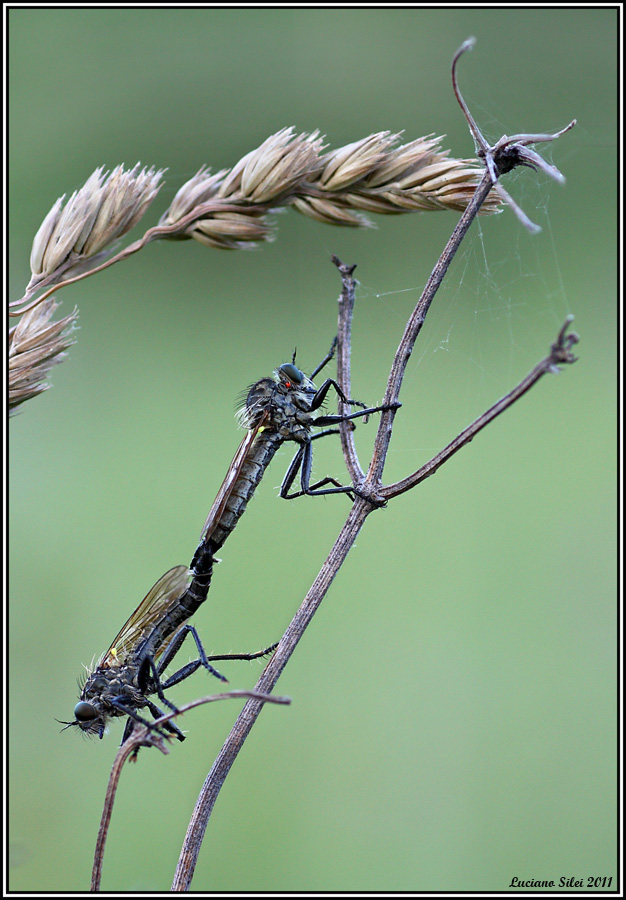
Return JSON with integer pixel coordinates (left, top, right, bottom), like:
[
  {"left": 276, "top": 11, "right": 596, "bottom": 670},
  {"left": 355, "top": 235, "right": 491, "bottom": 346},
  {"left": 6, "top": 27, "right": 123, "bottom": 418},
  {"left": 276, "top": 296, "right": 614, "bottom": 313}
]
[
  {"left": 62, "top": 547, "right": 275, "bottom": 741},
  {"left": 197, "top": 337, "right": 393, "bottom": 555}
]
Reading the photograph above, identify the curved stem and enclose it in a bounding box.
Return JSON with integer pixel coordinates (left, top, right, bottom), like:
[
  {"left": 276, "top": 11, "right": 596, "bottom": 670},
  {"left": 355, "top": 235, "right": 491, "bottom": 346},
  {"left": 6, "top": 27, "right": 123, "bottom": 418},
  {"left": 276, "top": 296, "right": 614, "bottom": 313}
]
[{"left": 171, "top": 499, "right": 369, "bottom": 891}]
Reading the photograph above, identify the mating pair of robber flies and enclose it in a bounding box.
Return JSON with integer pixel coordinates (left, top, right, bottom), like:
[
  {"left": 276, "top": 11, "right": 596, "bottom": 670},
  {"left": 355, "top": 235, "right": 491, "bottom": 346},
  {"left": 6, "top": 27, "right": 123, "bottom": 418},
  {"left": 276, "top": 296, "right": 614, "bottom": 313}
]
[{"left": 61, "top": 339, "right": 395, "bottom": 743}]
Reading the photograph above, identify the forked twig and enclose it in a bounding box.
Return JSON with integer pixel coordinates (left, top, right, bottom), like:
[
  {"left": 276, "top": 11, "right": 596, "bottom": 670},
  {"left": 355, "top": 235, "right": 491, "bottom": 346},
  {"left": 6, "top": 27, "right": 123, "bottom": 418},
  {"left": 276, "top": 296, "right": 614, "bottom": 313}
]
[
  {"left": 91, "top": 722, "right": 169, "bottom": 893},
  {"left": 91, "top": 690, "right": 290, "bottom": 892},
  {"left": 170, "top": 40, "right": 578, "bottom": 891},
  {"left": 383, "top": 317, "right": 579, "bottom": 499}
]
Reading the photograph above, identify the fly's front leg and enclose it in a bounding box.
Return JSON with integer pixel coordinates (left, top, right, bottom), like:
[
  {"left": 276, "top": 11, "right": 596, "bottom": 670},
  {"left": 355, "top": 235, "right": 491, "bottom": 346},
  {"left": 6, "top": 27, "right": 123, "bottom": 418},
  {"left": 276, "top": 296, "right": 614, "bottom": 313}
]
[
  {"left": 109, "top": 695, "right": 172, "bottom": 747},
  {"left": 156, "top": 624, "right": 228, "bottom": 686},
  {"left": 310, "top": 377, "right": 367, "bottom": 413},
  {"left": 308, "top": 336, "right": 367, "bottom": 410},
  {"left": 309, "top": 337, "right": 338, "bottom": 379},
  {"left": 120, "top": 703, "right": 186, "bottom": 744},
  {"left": 145, "top": 699, "right": 186, "bottom": 741}
]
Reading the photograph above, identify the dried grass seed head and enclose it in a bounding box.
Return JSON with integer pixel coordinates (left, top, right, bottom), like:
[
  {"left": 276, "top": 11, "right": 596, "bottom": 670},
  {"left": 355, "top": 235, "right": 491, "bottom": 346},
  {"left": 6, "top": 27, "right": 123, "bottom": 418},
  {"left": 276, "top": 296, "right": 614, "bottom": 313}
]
[
  {"left": 315, "top": 132, "right": 399, "bottom": 191},
  {"left": 218, "top": 127, "right": 326, "bottom": 203},
  {"left": 157, "top": 127, "right": 501, "bottom": 249},
  {"left": 8, "top": 300, "right": 78, "bottom": 413},
  {"left": 298, "top": 132, "right": 502, "bottom": 219},
  {"left": 161, "top": 166, "right": 229, "bottom": 226},
  {"left": 189, "top": 212, "right": 276, "bottom": 250},
  {"left": 28, "top": 164, "right": 165, "bottom": 286}
]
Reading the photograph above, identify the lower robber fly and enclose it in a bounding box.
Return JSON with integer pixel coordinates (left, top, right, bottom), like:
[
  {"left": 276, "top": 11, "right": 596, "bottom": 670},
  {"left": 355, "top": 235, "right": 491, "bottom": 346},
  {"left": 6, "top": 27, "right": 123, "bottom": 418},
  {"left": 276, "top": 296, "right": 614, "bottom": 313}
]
[
  {"left": 63, "top": 339, "right": 393, "bottom": 742},
  {"left": 61, "top": 549, "right": 277, "bottom": 741}
]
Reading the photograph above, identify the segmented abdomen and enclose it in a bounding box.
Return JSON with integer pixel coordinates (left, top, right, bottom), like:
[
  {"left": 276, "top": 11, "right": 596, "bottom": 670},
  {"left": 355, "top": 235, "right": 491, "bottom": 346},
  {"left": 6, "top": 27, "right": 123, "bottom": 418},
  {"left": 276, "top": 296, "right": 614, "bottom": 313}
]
[{"left": 208, "top": 429, "right": 283, "bottom": 551}]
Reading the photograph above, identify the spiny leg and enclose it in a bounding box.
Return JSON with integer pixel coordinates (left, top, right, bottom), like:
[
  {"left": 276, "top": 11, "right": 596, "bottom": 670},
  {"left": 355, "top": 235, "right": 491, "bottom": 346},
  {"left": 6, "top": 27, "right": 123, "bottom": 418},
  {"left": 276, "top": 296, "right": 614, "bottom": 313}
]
[
  {"left": 156, "top": 626, "right": 278, "bottom": 690},
  {"left": 309, "top": 336, "right": 338, "bottom": 379},
  {"left": 107, "top": 695, "right": 175, "bottom": 746},
  {"left": 156, "top": 624, "right": 227, "bottom": 683},
  {"left": 310, "top": 376, "right": 366, "bottom": 413},
  {"left": 162, "top": 643, "right": 280, "bottom": 679},
  {"left": 120, "top": 702, "right": 186, "bottom": 745},
  {"left": 312, "top": 402, "right": 397, "bottom": 428},
  {"left": 145, "top": 698, "right": 186, "bottom": 741},
  {"left": 206, "top": 643, "right": 279, "bottom": 663},
  {"left": 280, "top": 405, "right": 399, "bottom": 501},
  {"left": 280, "top": 440, "right": 356, "bottom": 500}
]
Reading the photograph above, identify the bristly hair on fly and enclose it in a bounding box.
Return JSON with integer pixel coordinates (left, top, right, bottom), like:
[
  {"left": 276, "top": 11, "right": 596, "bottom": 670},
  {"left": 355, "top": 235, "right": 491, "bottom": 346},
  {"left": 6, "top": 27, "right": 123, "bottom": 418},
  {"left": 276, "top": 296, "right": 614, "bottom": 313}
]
[
  {"left": 235, "top": 378, "right": 274, "bottom": 430},
  {"left": 235, "top": 385, "right": 254, "bottom": 428},
  {"left": 77, "top": 657, "right": 97, "bottom": 690}
]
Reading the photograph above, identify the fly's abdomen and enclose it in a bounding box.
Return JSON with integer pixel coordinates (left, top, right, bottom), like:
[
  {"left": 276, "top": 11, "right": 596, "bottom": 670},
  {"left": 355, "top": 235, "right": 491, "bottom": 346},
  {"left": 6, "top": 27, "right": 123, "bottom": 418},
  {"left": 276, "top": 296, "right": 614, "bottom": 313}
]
[{"left": 209, "top": 430, "right": 282, "bottom": 551}]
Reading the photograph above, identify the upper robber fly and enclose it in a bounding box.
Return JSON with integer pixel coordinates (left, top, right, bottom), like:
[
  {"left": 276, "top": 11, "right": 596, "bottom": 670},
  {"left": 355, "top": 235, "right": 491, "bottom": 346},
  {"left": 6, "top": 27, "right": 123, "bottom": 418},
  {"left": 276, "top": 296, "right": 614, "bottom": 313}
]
[{"left": 198, "top": 337, "right": 395, "bottom": 555}]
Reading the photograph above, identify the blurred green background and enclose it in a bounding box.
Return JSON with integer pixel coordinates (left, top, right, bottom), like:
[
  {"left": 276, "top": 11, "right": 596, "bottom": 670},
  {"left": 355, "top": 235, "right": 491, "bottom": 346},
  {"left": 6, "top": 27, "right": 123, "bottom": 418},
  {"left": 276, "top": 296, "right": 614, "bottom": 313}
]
[{"left": 8, "top": 8, "right": 617, "bottom": 893}]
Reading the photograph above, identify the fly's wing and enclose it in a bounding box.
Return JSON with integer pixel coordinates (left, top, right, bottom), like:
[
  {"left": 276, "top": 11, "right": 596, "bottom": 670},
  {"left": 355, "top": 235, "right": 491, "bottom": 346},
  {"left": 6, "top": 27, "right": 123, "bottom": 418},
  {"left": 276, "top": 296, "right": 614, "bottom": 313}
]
[
  {"left": 98, "top": 565, "right": 190, "bottom": 669},
  {"left": 200, "top": 411, "right": 269, "bottom": 545}
]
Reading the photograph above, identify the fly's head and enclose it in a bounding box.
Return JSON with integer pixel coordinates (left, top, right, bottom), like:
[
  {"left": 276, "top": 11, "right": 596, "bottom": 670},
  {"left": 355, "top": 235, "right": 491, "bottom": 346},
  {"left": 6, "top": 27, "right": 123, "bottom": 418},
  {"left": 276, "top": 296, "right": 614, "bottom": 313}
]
[
  {"left": 59, "top": 667, "right": 125, "bottom": 739},
  {"left": 69, "top": 699, "right": 109, "bottom": 739},
  {"left": 239, "top": 363, "right": 316, "bottom": 429},
  {"left": 275, "top": 363, "right": 317, "bottom": 410},
  {"left": 58, "top": 695, "right": 109, "bottom": 739}
]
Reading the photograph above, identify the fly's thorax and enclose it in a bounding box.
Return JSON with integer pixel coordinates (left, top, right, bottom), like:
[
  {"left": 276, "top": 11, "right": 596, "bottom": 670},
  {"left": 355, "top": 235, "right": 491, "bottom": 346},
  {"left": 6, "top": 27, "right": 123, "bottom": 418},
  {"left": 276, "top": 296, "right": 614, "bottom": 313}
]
[
  {"left": 81, "top": 665, "right": 140, "bottom": 706},
  {"left": 272, "top": 397, "right": 314, "bottom": 442}
]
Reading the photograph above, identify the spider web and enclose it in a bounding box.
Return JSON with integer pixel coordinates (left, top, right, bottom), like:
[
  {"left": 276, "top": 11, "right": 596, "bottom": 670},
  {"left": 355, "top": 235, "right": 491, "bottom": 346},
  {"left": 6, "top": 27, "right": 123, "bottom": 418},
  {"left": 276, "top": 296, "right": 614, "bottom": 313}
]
[{"left": 350, "top": 169, "right": 572, "bottom": 463}]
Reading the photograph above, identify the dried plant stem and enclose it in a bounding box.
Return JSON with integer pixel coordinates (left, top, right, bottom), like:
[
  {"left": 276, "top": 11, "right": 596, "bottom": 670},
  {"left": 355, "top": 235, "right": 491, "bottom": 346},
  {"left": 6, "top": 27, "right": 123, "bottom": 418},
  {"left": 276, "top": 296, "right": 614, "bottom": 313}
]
[
  {"left": 172, "top": 502, "right": 366, "bottom": 892},
  {"left": 91, "top": 691, "right": 290, "bottom": 892},
  {"left": 384, "top": 317, "right": 578, "bottom": 499},
  {"left": 369, "top": 172, "right": 493, "bottom": 483},
  {"left": 171, "top": 175, "right": 577, "bottom": 891},
  {"left": 91, "top": 723, "right": 168, "bottom": 893},
  {"left": 334, "top": 258, "right": 365, "bottom": 483},
  {"left": 330, "top": 172, "right": 496, "bottom": 495}
]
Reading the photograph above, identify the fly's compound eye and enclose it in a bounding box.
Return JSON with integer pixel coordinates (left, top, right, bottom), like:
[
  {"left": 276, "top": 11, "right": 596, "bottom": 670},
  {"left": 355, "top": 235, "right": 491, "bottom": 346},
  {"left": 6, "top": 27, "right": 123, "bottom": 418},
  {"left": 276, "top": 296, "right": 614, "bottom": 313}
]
[
  {"left": 74, "top": 701, "right": 98, "bottom": 722},
  {"left": 278, "top": 363, "right": 304, "bottom": 387}
]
